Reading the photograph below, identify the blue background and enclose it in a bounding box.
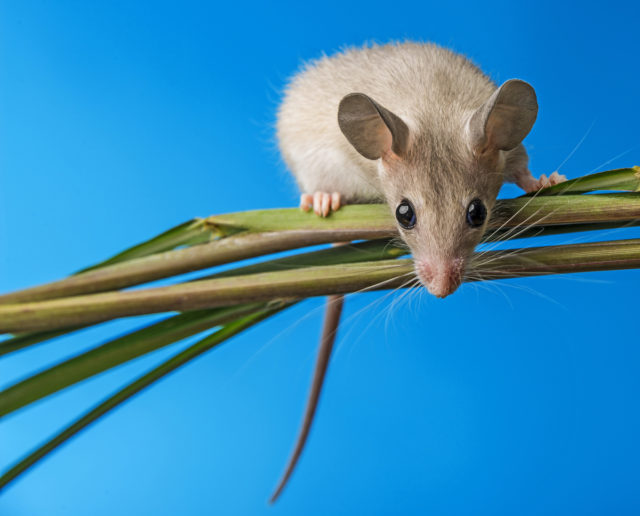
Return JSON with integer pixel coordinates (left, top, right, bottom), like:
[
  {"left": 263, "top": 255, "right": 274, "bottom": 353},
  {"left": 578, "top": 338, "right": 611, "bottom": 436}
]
[{"left": 1, "top": 1, "right": 640, "bottom": 514}]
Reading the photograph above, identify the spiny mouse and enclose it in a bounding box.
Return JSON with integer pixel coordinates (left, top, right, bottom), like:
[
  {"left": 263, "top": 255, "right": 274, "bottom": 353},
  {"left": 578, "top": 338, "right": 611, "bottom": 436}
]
[{"left": 270, "top": 41, "right": 565, "bottom": 502}]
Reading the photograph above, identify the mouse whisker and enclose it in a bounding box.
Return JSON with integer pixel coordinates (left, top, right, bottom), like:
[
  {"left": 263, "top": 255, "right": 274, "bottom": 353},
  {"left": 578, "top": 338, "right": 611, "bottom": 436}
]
[
  {"left": 555, "top": 120, "right": 595, "bottom": 173},
  {"left": 466, "top": 274, "right": 515, "bottom": 307},
  {"left": 477, "top": 203, "right": 565, "bottom": 261},
  {"left": 345, "top": 268, "right": 416, "bottom": 297},
  {"left": 381, "top": 277, "right": 425, "bottom": 335},
  {"left": 336, "top": 273, "right": 421, "bottom": 361},
  {"left": 468, "top": 270, "right": 567, "bottom": 308},
  {"left": 232, "top": 265, "right": 414, "bottom": 383},
  {"left": 585, "top": 145, "right": 638, "bottom": 175},
  {"left": 481, "top": 203, "right": 555, "bottom": 251},
  {"left": 482, "top": 184, "right": 547, "bottom": 244},
  {"left": 493, "top": 278, "right": 565, "bottom": 307},
  {"left": 387, "top": 276, "right": 422, "bottom": 314},
  {"left": 470, "top": 245, "right": 532, "bottom": 270}
]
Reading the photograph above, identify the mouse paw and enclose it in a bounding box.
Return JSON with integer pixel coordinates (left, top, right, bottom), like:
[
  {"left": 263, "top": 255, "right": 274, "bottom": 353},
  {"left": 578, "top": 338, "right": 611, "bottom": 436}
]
[
  {"left": 537, "top": 171, "right": 567, "bottom": 190},
  {"left": 300, "top": 192, "right": 341, "bottom": 217},
  {"left": 518, "top": 171, "right": 567, "bottom": 193}
]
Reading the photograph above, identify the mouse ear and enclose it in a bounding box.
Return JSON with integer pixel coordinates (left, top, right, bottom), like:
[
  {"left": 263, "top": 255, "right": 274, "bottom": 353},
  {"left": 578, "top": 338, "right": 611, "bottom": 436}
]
[
  {"left": 338, "top": 93, "right": 409, "bottom": 160},
  {"left": 469, "top": 79, "right": 538, "bottom": 153}
]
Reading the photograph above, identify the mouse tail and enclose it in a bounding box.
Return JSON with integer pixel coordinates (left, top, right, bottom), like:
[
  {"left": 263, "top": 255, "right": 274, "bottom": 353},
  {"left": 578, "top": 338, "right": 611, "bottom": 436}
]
[{"left": 269, "top": 294, "right": 344, "bottom": 503}]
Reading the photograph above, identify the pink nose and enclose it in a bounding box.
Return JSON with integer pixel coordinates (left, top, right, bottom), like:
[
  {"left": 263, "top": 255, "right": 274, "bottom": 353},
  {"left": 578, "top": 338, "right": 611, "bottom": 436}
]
[{"left": 415, "top": 258, "right": 464, "bottom": 298}]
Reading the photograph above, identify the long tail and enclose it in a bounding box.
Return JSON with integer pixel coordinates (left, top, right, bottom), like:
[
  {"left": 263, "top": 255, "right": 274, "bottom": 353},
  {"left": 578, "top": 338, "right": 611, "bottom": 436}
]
[{"left": 269, "top": 294, "right": 344, "bottom": 503}]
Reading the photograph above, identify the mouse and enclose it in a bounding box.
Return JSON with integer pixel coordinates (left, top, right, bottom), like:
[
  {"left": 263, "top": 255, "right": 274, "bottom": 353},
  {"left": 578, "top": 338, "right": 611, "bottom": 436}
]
[{"left": 269, "top": 41, "right": 565, "bottom": 502}]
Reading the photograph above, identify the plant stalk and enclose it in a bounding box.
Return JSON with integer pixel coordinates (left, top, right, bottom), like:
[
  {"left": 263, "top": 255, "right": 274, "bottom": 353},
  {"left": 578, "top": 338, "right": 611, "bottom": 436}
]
[
  {"left": 1, "top": 193, "right": 639, "bottom": 306},
  {"left": 1, "top": 238, "right": 639, "bottom": 334}
]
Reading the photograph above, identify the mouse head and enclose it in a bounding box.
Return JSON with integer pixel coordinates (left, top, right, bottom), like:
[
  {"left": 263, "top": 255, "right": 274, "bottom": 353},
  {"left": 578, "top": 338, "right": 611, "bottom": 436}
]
[{"left": 338, "top": 80, "right": 537, "bottom": 298}]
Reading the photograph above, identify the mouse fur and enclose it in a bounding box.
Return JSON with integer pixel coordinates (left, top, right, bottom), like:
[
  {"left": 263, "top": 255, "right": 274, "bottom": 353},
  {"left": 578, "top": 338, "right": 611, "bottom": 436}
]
[{"left": 277, "top": 41, "right": 564, "bottom": 297}]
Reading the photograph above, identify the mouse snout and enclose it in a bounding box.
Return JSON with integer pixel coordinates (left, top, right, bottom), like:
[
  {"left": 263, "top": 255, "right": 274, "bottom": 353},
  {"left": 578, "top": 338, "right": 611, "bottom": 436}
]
[{"left": 415, "top": 258, "right": 464, "bottom": 298}]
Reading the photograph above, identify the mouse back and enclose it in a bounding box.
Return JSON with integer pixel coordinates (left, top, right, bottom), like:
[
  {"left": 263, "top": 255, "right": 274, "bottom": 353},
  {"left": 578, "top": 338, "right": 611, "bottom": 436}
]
[{"left": 277, "top": 42, "right": 498, "bottom": 203}]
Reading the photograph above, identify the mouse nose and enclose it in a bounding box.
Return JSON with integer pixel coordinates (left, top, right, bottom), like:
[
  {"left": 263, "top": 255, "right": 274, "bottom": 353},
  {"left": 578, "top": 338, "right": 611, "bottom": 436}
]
[{"left": 415, "top": 258, "right": 464, "bottom": 298}]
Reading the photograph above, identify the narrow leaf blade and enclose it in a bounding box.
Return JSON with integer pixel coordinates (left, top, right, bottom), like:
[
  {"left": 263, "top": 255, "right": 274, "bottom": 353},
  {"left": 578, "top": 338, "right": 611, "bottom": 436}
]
[
  {"left": 0, "top": 303, "right": 291, "bottom": 492},
  {"left": 0, "top": 303, "right": 266, "bottom": 418}
]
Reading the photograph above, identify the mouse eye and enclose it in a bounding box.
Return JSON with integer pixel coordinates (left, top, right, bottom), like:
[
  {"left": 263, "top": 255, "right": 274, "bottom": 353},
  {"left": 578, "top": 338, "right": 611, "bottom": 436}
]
[
  {"left": 396, "top": 199, "right": 416, "bottom": 229},
  {"left": 466, "top": 198, "right": 487, "bottom": 228}
]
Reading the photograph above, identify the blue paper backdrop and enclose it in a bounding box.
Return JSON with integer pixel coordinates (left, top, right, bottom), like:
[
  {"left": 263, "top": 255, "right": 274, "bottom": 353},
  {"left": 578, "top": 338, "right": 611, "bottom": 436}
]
[{"left": 1, "top": 1, "right": 639, "bottom": 515}]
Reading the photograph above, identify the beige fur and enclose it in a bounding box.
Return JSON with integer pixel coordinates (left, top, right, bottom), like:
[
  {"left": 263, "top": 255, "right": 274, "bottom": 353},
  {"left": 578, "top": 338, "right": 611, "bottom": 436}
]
[
  {"left": 277, "top": 41, "right": 560, "bottom": 297},
  {"left": 277, "top": 42, "right": 530, "bottom": 198}
]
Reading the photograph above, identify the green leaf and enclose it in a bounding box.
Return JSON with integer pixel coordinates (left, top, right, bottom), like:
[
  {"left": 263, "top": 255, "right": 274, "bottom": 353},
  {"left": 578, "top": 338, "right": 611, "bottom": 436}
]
[
  {"left": 0, "top": 303, "right": 267, "bottom": 418},
  {"left": 77, "top": 218, "right": 225, "bottom": 273},
  {"left": 0, "top": 303, "right": 291, "bottom": 492}
]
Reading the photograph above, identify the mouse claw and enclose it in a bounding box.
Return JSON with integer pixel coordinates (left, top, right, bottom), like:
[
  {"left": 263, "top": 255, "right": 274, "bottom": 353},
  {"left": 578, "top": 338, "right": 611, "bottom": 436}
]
[
  {"left": 321, "top": 192, "right": 331, "bottom": 217},
  {"left": 304, "top": 191, "right": 342, "bottom": 217},
  {"left": 300, "top": 193, "right": 313, "bottom": 212},
  {"left": 331, "top": 192, "right": 341, "bottom": 212},
  {"left": 313, "top": 192, "right": 324, "bottom": 216}
]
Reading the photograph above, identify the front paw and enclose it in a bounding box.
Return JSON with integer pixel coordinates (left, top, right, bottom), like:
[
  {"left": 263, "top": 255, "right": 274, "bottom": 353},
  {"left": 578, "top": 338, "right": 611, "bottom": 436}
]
[
  {"left": 299, "top": 192, "right": 342, "bottom": 217},
  {"left": 521, "top": 171, "right": 567, "bottom": 193}
]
